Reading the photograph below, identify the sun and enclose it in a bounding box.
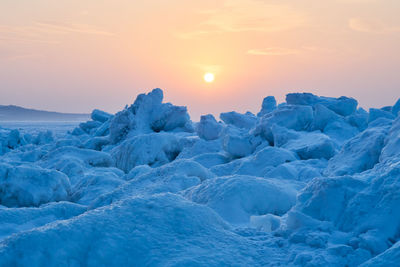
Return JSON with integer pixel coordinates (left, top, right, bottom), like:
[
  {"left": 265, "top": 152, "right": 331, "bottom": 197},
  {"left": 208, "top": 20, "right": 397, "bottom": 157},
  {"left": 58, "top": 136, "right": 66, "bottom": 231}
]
[{"left": 204, "top": 73, "right": 215, "bottom": 83}]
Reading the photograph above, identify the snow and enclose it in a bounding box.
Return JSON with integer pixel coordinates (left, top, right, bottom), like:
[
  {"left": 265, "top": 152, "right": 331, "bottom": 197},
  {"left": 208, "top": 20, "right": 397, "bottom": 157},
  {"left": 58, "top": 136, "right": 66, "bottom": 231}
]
[
  {"left": 1, "top": 88, "right": 400, "bottom": 266},
  {"left": 0, "top": 194, "right": 271, "bottom": 266},
  {"left": 0, "top": 163, "right": 71, "bottom": 207},
  {"left": 324, "top": 126, "right": 388, "bottom": 176},
  {"left": 184, "top": 175, "right": 298, "bottom": 224}
]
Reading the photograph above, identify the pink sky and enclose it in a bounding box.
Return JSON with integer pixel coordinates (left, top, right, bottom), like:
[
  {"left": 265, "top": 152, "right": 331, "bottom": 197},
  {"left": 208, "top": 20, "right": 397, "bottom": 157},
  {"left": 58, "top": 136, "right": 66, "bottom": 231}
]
[{"left": 1, "top": 0, "right": 399, "bottom": 119}]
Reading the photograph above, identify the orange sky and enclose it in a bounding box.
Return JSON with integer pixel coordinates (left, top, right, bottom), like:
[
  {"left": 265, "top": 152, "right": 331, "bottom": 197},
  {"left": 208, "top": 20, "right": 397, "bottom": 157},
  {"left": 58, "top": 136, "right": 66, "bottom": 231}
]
[{"left": 1, "top": 0, "right": 399, "bottom": 118}]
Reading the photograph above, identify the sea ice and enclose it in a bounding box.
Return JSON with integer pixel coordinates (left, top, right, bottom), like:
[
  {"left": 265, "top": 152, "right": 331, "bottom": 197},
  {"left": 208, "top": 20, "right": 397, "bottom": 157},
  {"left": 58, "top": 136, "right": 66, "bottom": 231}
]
[{"left": 0, "top": 88, "right": 399, "bottom": 266}]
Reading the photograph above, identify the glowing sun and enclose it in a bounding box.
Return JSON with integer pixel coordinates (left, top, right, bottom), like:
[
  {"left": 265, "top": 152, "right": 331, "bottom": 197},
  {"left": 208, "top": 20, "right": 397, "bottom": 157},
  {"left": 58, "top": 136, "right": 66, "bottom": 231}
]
[{"left": 204, "top": 73, "right": 215, "bottom": 83}]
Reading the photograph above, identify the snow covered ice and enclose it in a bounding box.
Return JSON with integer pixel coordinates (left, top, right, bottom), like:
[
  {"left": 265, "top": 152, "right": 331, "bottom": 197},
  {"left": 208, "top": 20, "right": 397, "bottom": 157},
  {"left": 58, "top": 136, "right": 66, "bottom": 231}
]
[{"left": 1, "top": 88, "right": 400, "bottom": 266}]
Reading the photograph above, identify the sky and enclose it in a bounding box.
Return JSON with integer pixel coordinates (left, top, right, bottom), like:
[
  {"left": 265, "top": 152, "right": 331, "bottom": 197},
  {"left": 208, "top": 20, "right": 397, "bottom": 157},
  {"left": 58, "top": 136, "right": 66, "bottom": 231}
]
[{"left": 1, "top": 0, "right": 399, "bottom": 119}]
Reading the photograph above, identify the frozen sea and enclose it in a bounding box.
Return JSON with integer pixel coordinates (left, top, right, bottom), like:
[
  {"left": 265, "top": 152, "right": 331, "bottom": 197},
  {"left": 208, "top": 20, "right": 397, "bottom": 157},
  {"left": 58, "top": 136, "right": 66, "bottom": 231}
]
[
  {"left": 0, "top": 89, "right": 400, "bottom": 266},
  {"left": 0, "top": 121, "right": 81, "bottom": 136}
]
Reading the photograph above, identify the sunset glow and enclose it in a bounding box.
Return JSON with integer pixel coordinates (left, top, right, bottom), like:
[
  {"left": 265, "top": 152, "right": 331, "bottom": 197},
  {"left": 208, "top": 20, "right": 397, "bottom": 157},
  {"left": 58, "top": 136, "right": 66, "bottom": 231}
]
[{"left": 0, "top": 1, "right": 399, "bottom": 118}]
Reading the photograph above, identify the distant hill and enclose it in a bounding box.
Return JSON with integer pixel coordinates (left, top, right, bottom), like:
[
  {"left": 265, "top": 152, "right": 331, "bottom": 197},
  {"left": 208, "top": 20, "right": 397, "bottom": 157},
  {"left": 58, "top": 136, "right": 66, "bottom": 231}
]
[{"left": 0, "top": 105, "right": 90, "bottom": 121}]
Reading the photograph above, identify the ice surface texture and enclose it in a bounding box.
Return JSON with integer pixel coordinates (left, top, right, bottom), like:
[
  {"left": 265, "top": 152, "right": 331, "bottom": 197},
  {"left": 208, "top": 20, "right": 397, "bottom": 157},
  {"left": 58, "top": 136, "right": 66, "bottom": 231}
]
[{"left": 0, "top": 88, "right": 399, "bottom": 266}]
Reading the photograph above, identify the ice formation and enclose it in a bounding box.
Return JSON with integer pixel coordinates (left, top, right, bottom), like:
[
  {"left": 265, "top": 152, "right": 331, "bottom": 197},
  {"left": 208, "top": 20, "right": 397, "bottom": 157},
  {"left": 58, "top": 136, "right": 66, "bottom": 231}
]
[{"left": 0, "top": 88, "right": 399, "bottom": 266}]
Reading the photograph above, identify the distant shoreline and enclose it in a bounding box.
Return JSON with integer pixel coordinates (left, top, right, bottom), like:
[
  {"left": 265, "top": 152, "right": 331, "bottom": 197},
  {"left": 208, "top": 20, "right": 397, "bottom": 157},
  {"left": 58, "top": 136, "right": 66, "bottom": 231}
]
[{"left": 0, "top": 105, "right": 90, "bottom": 122}]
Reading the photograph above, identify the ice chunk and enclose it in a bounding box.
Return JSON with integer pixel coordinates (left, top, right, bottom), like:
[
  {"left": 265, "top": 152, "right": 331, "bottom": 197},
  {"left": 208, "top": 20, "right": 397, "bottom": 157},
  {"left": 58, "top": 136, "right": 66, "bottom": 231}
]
[
  {"left": 361, "top": 241, "right": 400, "bottom": 266},
  {"left": 264, "top": 159, "right": 326, "bottom": 181},
  {"left": 177, "top": 138, "right": 223, "bottom": 159},
  {"left": 295, "top": 175, "right": 366, "bottom": 224},
  {"left": 223, "top": 127, "right": 261, "bottom": 158},
  {"left": 257, "top": 96, "right": 277, "bottom": 117},
  {"left": 33, "top": 130, "right": 54, "bottom": 145},
  {"left": 220, "top": 111, "right": 257, "bottom": 129},
  {"left": 0, "top": 129, "right": 27, "bottom": 155},
  {"left": 250, "top": 214, "right": 281, "bottom": 232},
  {"left": 111, "top": 133, "right": 182, "bottom": 173},
  {"left": 125, "top": 165, "right": 152, "bottom": 180},
  {"left": 93, "top": 120, "right": 110, "bottom": 136},
  {"left": 346, "top": 108, "right": 369, "bottom": 131},
  {"left": 42, "top": 146, "right": 114, "bottom": 169},
  {"left": 380, "top": 117, "right": 400, "bottom": 161},
  {"left": 91, "top": 109, "right": 112, "bottom": 123},
  {"left": 82, "top": 136, "right": 109, "bottom": 151},
  {"left": 223, "top": 133, "right": 255, "bottom": 158},
  {"left": 79, "top": 120, "right": 102, "bottom": 134},
  {"left": 254, "top": 105, "right": 313, "bottom": 142},
  {"left": 312, "top": 104, "right": 341, "bottom": 131},
  {"left": 337, "top": 162, "right": 400, "bottom": 254},
  {"left": 196, "top": 114, "right": 223, "bottom": 140},
  {"left": 192, "top": 153, "right": 229, "bottom": 168},
  {"left": 324, "top": 126, "right": 388, "bottom": 176},
  {"left": 109, "top": 89, "right": 192, "bottom": 143},
  {"left": 184, "top": 175, "right": 297, "bottom": 224},
  {"left": 392, "top": 98, "right": 400, "bottom": 116},
  {"left": 212, "top": 146, "right": 297, "bottom": 177},
  {"left": 0, "top": 163, "right": 71, "bottom": 207},
  {"left": 286, "top": 93, "right": 358, "bottom": 116},
  {"left": 70, "top": 168, "right": 125, "bottom": 205},
  {"left": 368, "top": 108, "right": 395, "bottom": 123},
  {"left": 272, "top": 125, "right": 336, "bottom": 160},
  {"left": 323, "top": 119, "right": 359, "bottom": 146}
]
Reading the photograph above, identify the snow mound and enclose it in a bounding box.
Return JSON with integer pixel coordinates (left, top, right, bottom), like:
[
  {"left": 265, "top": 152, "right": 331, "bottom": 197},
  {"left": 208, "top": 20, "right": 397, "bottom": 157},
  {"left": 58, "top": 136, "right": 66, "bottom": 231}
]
[
  {"left": 184, "top": 175, "right": 298, "bottom": 224},
  {"left": 0, "top": 163, "right": 71, "bottom": 207},
  {"left": 0, "top": 201, "right": 86, "bottom": 241},
  {"left": 0, "top": 193, "right": 267, "bottom": 266},
  {"left": 324, "top": 126, "right": 388, "bottom": 176},
  {"left": 91, "top": 159, "right": 213, "bottom": 208}
]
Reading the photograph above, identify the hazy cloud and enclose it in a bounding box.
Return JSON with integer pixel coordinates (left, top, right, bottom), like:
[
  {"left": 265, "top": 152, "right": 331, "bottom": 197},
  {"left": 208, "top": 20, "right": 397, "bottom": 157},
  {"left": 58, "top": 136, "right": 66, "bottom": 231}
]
[
  {"left": 247, "top": 46, "right": 334, "bottom": 56},
  {"left": 0, "top": 21, "right": 114, "bottom": 45},
  {"left": 247, "top": 47, "right": 300, "bottom": 56},
  {"left": 33, "top": 21, "right": 115, "bottom": 36},
  {"left": 178, "top": 0, "right": 306, "bottom": 39},
  {"left": 349, "top": 18, "right": 400, "bottom": 33}
]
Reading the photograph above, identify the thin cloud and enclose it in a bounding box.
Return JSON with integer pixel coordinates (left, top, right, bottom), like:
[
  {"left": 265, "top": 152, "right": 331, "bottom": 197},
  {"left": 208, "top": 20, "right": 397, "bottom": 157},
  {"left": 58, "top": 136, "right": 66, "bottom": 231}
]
[
  {"left": 247, "top": 46, "right": 335, "bottom": 56},
  {"left": 247, "top": 47, "right": 300, "bottom": 56},
  {"left": 0, "top": 21, "right": 115, "bottom": 46},
  {"left": 178, "top": 0, "right": 306, "bottom": 39},
  {"left": 349, "top": 18, "right": 400, "bottom": 33},
  {"left": 195, "top": 64, "right": 223, "bottom": 73},
  {"left": 33, "top": 21, "right": 115, "bottom": 36},
  {"left": 4, "top": 53, "right": 43, "bottom": 62}
]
